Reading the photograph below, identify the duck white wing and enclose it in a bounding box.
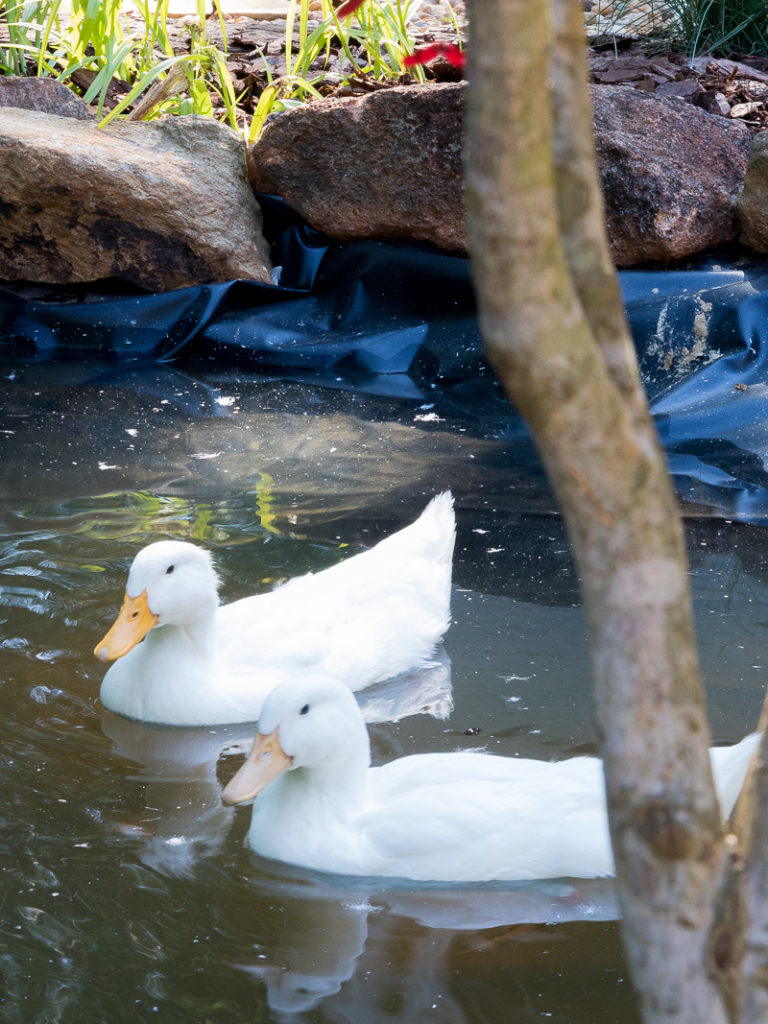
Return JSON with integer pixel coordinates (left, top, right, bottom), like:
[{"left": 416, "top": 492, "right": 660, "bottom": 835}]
[
  {"left": 355, "top": 734, "right": 761, "bottom": 883},
  {"left": 217, "top": 492, "right": 455, "bottom": 690},
  {"left": 357, "top": 752, "right": 613, "bottom": 881},
  {"left": 710, "top": 732, "right": 761, "bottom": 817}
]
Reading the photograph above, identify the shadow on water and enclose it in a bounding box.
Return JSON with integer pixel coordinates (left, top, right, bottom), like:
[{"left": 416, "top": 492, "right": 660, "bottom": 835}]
[{"left": 3, "top": 354, "right": 768, "bottom": 1023}]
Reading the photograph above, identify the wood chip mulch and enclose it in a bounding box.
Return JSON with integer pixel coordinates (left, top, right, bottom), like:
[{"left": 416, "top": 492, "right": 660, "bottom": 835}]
[{"left": 589, "top": 42, "right": 768, "bottom": 134}]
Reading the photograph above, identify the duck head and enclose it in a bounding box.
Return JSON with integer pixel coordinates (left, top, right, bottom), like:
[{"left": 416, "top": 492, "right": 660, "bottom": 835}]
[
  {"left": 222, "top": 676, "right": 370, "bottom": 805},
  {"left": 94, "top": 540, "right": 220, "bottom": 662}
]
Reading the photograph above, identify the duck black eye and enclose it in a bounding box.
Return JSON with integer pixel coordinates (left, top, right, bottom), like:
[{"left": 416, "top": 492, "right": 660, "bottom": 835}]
[
  {"left": 299, "top": 704, "right": 310, "bottom": 716},
  {"left": 165, "top": 565, "right": 175, "bottom": 575}
]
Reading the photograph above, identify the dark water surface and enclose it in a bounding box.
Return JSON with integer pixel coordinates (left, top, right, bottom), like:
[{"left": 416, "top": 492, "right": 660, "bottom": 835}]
[{"left": 2, "top": 356, "right": 767, "bottom": 1024}]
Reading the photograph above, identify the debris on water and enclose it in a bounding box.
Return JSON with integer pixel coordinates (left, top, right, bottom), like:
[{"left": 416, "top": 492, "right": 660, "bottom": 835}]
[{"left": 30, "top": 684, "right": 64, "bottom": 703}]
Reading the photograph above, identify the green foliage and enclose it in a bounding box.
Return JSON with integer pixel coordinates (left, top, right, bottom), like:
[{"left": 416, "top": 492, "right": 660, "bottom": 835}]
[
  {"left": 0, "top": 0, "right": 237, "bottom": 120},
  {"left": 0, "top": 0, "right": 460, "bottom": 139},
  {"left": 590, "top": 0, "right": 768, "bottom": 57},
  {"left": 0, "top": 1, "right": 61, "bottom": 75},
  {"left": 247, "top": 0, "right": 443, "bottom": 141},
  {"left": 669, "top": 0, "right": 768, "bottom": 56}
]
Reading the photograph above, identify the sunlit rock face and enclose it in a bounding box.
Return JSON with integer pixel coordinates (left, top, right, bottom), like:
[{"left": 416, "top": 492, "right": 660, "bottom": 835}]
[{"left": 0, "top": 107, "right": 273, "bottom": 290}]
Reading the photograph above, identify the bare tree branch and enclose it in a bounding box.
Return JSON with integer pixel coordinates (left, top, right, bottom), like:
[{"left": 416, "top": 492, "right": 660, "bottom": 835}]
[
  {"left": 726, "top": 716, "right": 768, "bottom": 1022},
  {"left": 464, "top": 1, "right": 732, "bottom": 1020},
  {"left": 548, "top": 0, "right": 639, "bottom": 400},
  {"left": 740, "top": 729, "right": 768, "bottom": 1022}
]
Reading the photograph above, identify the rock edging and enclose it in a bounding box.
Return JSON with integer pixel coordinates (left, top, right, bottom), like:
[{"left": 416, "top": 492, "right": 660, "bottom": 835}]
[{"left": 1, "top": 74, "right": 768, "bottom": 293}]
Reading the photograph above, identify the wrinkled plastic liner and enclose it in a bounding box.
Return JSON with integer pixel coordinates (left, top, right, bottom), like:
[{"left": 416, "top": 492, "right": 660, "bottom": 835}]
[{"left": 3, "top": 195, "right": 768, "bottom": 519}]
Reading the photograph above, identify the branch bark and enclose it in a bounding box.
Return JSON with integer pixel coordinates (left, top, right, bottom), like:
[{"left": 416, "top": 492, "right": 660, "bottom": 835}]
[
  {"left": 548, "top": 0, "right": 639, "bottom": 400},
  {"left": 464, "top": 2, "right": 732, "bottom": 1020},
  {"left": 740, "top": 730, "right": 768, "bottom": 1023},
  {"left": 728, "top": 707, "right": 768, "bottom": 1022}
]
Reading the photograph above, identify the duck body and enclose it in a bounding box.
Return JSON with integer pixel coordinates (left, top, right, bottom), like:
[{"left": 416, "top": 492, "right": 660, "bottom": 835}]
[
  {"left": 222, "top": 676, "right": 760, "bottom": 883},
  {"left": 96, "top": 492, "right": 455, "bottom": 727}
]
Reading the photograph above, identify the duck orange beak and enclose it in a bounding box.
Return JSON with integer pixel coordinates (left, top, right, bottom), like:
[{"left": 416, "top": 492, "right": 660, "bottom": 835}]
[
  {"left": 93, "top": 590, "right": 158, "bottom": 662},
  {"left": 222, "top": 728, "right": 293, "bottom": 805}
]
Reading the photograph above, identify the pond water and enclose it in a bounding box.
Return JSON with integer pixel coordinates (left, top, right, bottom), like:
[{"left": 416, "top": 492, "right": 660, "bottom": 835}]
[{"left": 2, "top": 354, "right": 767, "bottom": 1024}]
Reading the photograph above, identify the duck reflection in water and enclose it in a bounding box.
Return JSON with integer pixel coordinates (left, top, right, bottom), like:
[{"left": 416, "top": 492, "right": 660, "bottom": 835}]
[
  {"left": 229, "top": 863, "right": 620, "bottom": 1016},
  {"left": 99, "top": 711, "right": 250, "bottom": 879}
]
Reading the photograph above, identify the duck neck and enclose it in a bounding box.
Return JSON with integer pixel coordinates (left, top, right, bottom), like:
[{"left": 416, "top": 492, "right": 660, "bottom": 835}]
[
  {"left": 150, "top": 607, "right": 218, "bottom": 663},
  {"left": 294, "top": 731, "right": 371, "bottom": 805}
]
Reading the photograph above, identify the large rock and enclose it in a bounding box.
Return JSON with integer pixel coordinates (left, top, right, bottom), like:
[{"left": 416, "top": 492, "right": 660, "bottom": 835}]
[
  {"left": 248, "top": 83, "right": 465, "bottom": 253},
  {"left": 736, "top": 131, "right": 768, "bottom": 252},
  {"left": 0, "top": 110, "right": 272, "bottom": 290},
  {"left": 0, "top": 76, "right": 95, "bottom": 119},
  {"left": 592, "top": 85, "right": 751, "bottom": 266},
  {"left": 248, "top": 81, "right": 753, "bottom": 267}
]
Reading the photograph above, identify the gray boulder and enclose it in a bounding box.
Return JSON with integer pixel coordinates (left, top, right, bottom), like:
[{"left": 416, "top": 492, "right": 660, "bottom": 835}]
[{"left": 0, "top": 76, "right": 95, "bottom": 119}]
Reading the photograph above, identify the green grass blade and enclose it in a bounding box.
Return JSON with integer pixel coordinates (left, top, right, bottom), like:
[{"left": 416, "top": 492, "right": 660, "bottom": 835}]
[
  {"left": 36, "top": 0, "right": 65, "bottom": 77},
  {"left": 248, "top": 81, "right": 280, "bottom": 142},
  {"left": 212, "top": 49, "right": 240, "bottom": 130},
  {"left": 285, "top": 0, "right": 299, "bottom": 77}
]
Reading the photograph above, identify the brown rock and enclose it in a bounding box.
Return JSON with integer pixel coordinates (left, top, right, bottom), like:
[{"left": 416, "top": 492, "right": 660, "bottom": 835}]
[
  {"left": 0, "top": 76, "right": 95, "bottom": 119},
  {"left": 592, "top": 85, "right": 751, "bottom": 265},
  {"left": 247, "top": 83, "right": 465, "bottom": 253},
  {"left": 248, "top": 80, "right": 751, "bottom": 267},
  {"left": 737, "top": 131, "right": 768, "bottom": 252},
  {"left": 0, "top": 110, "right": 272, "bottom": 290},
  {"left": 654, "top": 78, "right": 703, "bottom": 101}
]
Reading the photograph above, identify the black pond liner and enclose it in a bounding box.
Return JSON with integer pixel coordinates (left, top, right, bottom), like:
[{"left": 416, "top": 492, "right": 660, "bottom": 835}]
[{"left": 3, "top": 194, "right": 768, "bottom": 521}]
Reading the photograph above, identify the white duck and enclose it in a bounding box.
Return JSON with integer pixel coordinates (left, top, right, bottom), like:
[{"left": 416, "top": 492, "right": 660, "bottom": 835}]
[
  {"left": 94, "top": 492, "right": 455, "bottom": 726},
  {"left": 222, "top": 675, "right": 760, "bottom": 882}
]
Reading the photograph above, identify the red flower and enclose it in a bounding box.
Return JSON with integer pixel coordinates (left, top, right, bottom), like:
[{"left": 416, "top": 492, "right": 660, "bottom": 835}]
[
  {"left": 403, "top": 43, "right": 465, "bottom": 69},
  {"left": 336, "top": 0, "right": 366, "bottom": 16}
]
